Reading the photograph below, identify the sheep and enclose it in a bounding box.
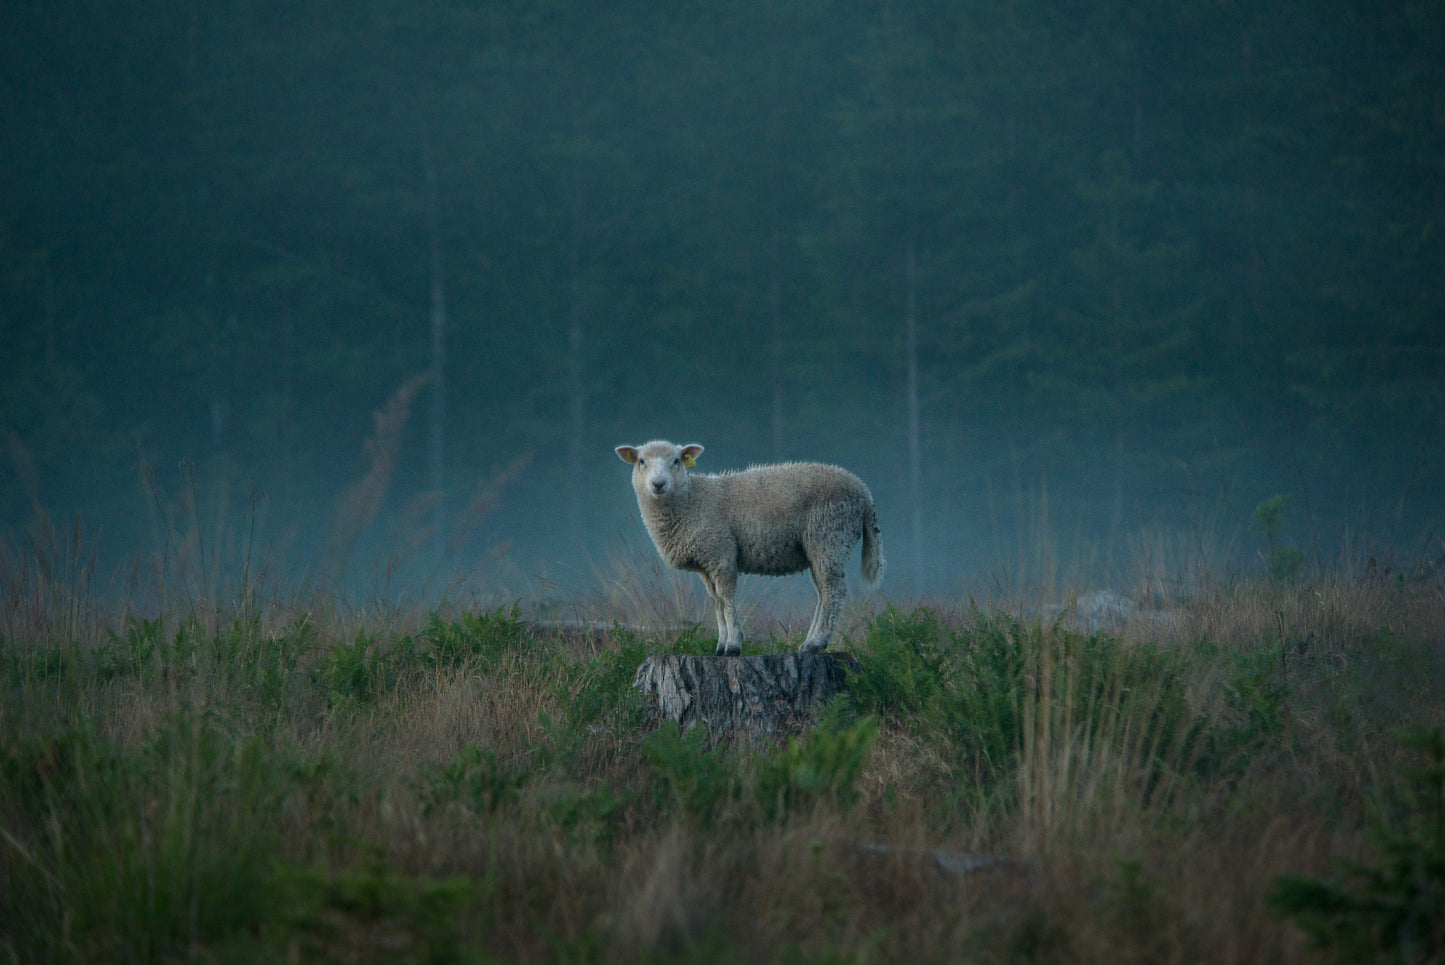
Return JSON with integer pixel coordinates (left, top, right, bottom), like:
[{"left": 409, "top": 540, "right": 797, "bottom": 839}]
[{"left": 615, "top": 440, "right": 884, "bottom": 656}]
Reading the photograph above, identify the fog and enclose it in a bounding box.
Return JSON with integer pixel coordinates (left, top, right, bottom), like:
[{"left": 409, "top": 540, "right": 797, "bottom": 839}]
[{"left": 3, "top": 1, "right": 1441, "bottom": 614}]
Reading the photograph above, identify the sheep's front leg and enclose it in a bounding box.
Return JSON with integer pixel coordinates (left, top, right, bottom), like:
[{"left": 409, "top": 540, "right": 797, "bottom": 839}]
[
  {"left": 703, "top": 567, "right": 743, "bottom": 656},
  {"left": 698, "top": 572, "right": 726, "bottom": 653},
  {"left": 800, "top": 561, "right": 847, "bottom": 653}
]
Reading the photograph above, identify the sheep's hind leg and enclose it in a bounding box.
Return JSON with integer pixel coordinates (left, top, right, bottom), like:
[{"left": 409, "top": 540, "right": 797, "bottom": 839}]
[{"left": 800, "top": 561, "right": 847, "bottom": 653}]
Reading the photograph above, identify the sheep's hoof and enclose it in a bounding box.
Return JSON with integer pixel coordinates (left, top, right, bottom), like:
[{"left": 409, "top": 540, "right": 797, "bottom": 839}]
[
  {"left": 798, "top": 638, "right": 829, "bottom": 654},
  {"left": 716, "top": 640, "right": 742, "bottom": 657}
]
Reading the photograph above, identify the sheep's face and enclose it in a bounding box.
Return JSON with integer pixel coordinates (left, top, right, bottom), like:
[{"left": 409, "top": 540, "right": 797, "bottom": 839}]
[{"left": 616, "top": 441, "right": 704, "bottom": 502}]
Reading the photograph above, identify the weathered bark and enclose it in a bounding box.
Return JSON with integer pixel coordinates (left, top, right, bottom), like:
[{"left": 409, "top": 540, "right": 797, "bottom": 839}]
[{"left": 633, "top": 653, "right": 858, "bottom": 749}]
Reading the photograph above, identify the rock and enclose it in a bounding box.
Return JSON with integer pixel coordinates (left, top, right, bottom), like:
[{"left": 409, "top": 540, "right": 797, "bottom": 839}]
[
  {"left": 1040, "top": 589, "right": 1183, "bottom": 636},
  {"left": 854, "top": 843, "right": 1033, "bottom": 878}
]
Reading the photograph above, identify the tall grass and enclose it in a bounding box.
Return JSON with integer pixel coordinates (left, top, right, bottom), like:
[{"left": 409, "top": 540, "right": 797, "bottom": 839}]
[
  {"left": 1013, "top": 623, "right": 1199, "bottom": 855},
  {"left": 2, "top": 711, "right": 289, "bottom": 960},
  {"left": 2, "top": 516, "right": 1443, "bottom": 961}
]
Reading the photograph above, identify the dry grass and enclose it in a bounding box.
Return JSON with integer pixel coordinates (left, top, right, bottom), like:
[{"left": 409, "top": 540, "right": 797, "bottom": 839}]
[{"left": 2, "top": 508, "right": 1443, "bottom": 962}]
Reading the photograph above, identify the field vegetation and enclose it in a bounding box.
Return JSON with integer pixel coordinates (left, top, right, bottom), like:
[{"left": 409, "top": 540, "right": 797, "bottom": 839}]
[{"left": 2, "top": 519, "right": 1443, "bottom": 963}]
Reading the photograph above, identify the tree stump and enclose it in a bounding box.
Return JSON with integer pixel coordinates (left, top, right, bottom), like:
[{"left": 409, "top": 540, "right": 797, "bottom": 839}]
[{"left": 632, "top": 652, "right": 858, "bottom": 749}]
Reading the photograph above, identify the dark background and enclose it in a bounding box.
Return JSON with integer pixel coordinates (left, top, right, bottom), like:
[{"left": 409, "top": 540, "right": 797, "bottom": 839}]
[{"left": 3, "top": 0, "right": 1441, "bottom": 607}]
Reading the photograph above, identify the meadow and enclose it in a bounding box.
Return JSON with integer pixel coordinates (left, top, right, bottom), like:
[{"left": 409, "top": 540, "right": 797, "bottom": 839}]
[{"left": 2, "top": 518, "right": 1443, "bottom": 963}]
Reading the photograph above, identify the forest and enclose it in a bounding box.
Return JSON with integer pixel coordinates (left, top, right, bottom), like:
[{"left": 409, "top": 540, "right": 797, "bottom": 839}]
[
  {"left": 2, "top": 0, "right": 1443, "bottom": 601},
  {"left": 4, "top": 5, "right": 1445, "bottom": 963}
]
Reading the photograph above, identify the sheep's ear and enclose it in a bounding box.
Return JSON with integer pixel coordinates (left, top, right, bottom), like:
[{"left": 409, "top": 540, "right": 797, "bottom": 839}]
[
  {"left": 616, "top": 446, "right": 640, "bottom": 464},
  {"left": 681, "top": 444, "right": 704, "bottom": 469}
]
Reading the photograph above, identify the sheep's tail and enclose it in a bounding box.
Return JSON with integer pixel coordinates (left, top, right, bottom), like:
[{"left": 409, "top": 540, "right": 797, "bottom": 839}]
[{"left": 860, "top": 502, "right": 885, "bottom": 589}]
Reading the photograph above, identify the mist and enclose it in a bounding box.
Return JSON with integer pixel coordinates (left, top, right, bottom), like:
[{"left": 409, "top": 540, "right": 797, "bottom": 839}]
[{"left": 3, "top": 1, "right": 1441, "bottom": 613}]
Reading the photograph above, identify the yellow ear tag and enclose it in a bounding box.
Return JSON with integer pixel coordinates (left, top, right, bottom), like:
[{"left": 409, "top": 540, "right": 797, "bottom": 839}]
[{"left": 683, "top": 454, "right": 697, "bottom": 469}]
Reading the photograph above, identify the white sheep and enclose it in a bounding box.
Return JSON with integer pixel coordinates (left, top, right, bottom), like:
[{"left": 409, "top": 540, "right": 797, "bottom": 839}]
[{"left": 615, "top": 440, "right": 884, "bottom": 655}]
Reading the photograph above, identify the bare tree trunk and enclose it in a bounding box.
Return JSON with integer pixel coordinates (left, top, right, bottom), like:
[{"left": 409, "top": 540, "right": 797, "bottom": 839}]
[
  {"left": 565, "top": 164, "right": 587, "bottom": 532},
  {"left": 1110, "top": 430, "right": 1125, "bottom": 582},
  {"left": 905, "top": 242, "right": 923, "bottom": 597},
  {"left": 766, "top": 33, "right": 786, "bottom": 461},
  {"left": 769, "top": 227, "right": 785, "bottom": 459},
  {"left": 421, "top": 121, "right": 447, "bottom": 562}
]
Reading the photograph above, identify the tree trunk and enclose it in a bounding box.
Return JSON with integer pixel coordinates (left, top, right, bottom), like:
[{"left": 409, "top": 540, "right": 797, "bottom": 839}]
[
  {"left": 421, "top": 119, "right": 447, "bottom": 563},
  {"left": 566, "top": 163, "right": 586, "bottom": 533},
  {"left": 769, "top": 226, "right": 785, "bottom": 460},
  {"left": 766, "top": 36, "right": 786, "bottom": 460},
  {"left": 905, "top": 242, "right": 923, "bottom": 598},
  {"left": 633, "top": 653, "right": 857, "bottom": 749}
]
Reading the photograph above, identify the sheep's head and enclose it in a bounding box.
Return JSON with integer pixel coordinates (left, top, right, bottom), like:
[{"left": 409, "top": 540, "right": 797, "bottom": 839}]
[{"left": 615, "top": 440, "right": 704, "bottom": 501}]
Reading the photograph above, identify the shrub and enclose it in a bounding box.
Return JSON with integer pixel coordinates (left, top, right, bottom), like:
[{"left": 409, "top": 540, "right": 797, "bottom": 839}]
[
  {"left": 417, "top": 744, "right": 528, "bottom": 816},
  {"left": 1253, "top": 494, "right": 1304, "bottom": 583},
  {"left": 421, "top": 604, "right": 528, "bottom": 671},
  {"left": 0, "top": 711, "right": 291, "bottom": 960},
  {"left": 753, "top": 710, "right": 878, "bottom": 820},
  {"left": 557, "top": 631, "right": 652, "bottom": 737},
  {"left": 96, "top": 615, "right": 166, "bottom": 680},
  {"left": 643, "top": 706, "right": 877, "bottom": 826},
  {"left": 850, "top": 608, "right": 1046, "bottom": 795},
  {"left": 643, "top": 724, "right": 744, "bottom": 825},
  {"left": 1269, "top": 728, "right": 1445, "bottom": 963},
  {"left": 1195, "top": 637, "right": 1292, "bottom": 781},
  {"left": 94, "top": 613, "right": 315, "bottom": 709},
  {"left": 270, "top": 861, "right": 477, "bottom": 964},
  {"left": 314, "top": 628, "right": 411, "bottom": 710},
  {"left": 848, "top": 605, "right": 959, "bottom": 720}
]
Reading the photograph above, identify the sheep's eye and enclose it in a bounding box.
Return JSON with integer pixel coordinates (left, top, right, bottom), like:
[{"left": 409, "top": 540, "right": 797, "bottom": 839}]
[
  {"left": 672, "top": 458, "right": 680, "bottom": 466},
  {"left": 638, "top": 458, "right": 646, "bottom": 467}
]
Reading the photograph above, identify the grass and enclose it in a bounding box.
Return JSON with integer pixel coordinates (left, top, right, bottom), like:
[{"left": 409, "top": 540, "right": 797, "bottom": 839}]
[{"left": 2, "top": 526, "right": 1444, "bottom": 963}]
